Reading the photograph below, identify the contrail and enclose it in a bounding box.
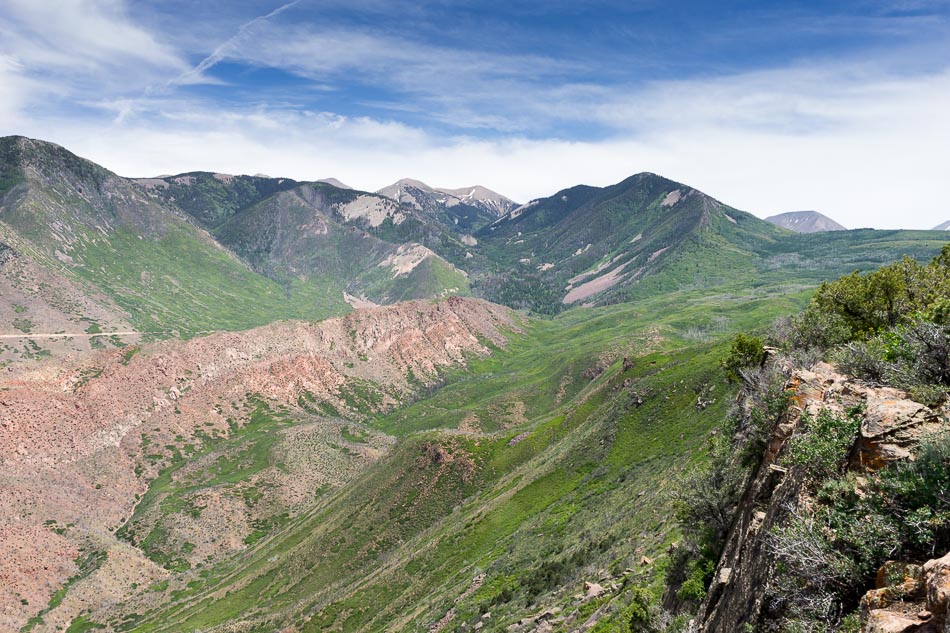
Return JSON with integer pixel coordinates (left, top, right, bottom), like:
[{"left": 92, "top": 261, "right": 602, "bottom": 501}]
[{"left": 171, "top": 0, "right": 300, "bottom": 86}]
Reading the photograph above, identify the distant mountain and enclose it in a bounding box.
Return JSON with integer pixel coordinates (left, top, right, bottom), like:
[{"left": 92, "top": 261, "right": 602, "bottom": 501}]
[
  {"left": 0, "top": 137, "right": 471, "bottom": 362},
  {"left": 434, "top": 184, "right": 517, "bottom": 217},
  {"left": 473, "top": 173, "right": 790, "bottom": 310},
  {"left": 317, "top": 177, "right": 352, "bottom": 189},
  {"left": 932, "top": 220, "right": 950, "bottom": 230},
  {"left": 377, "top": 178, "right": 516, "bottom": 231},
  {"left": 134, "top": 170, "right": 475, "bottom": 303},
  {"left": 765, "top": 210, "right": 846, "bottom": 233},
  {"left": 4, "top": 135, "right": 946, "bottom": 349},
  {"left": 134, "top": 171, "right": 301, "bottom": 228},
  {"left": 0, "top": 136, "right": 315, "bottom": 344}
]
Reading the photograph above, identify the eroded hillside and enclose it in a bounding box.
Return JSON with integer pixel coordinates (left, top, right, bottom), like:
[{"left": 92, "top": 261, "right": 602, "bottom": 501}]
[{"left": 0, "top": 298, "right": 516, "bottom": 631}]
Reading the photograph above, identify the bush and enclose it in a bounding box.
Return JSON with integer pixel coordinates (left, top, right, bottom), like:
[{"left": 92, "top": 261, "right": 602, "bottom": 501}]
[
  {"left": 722, "top": 333, "right": 767, "bottom": 382},
  {"left": 675, "top": 558, "right": 714, "bottom": 603},
  {"left": 768, "top": 433, "right": 950, "bottom": 630},
  {"left": 734, "top": 362, "right": 792, "bottom": 466},
  {"left": 903, "top": 320, "right": 950, "bottom": 385},
  {"left": 767, "top": 506, "right": 864, "bottom": 625},
  {"left": 785, "top": 408, "right": 862, "bottom": 484},
  {"left": 787, "top": 309, "right": 853, "bottom": 351},
  {"left": 831, "top": 320, "right": 950, "bottom": 391},
  {"left": 876, "top": 432, "right": 950, "bottom": 558},
  {"left": 621, "top": 586, "right": 664, "bottom": 633},
  {"left": 795, "top": 246, "right": 950, "bottom": 346},
  {"left": 810, "top": 257, "right": 929, "bottom": 335},
  {"left": 830, "top": 340, "right": 890, "bottom": 385}
]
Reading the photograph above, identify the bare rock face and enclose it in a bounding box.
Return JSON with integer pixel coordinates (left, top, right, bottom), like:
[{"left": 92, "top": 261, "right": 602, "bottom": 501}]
[
  {"left": 862, "top": 562, "right": 925, "bottom": 611},
  {"left": 865, "top": 609, "right": 934, "bottom": 633},
  {"left": 858, "top": 552, "right": 950, "bottom": 633}
]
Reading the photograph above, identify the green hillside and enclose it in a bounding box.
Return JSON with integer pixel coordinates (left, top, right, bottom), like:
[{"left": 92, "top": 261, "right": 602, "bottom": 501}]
[
  {"left": 80, "top": 289, "right": 810, "bottom": 633},
  {"left": 213, "top": 183, "right": 471, "bottom": 303},
  {"left": 0, "top": 136, "right": 350, "bottom": 335},
  {"left": 135, "top": 172, "right": 302, "bottom": 229}
]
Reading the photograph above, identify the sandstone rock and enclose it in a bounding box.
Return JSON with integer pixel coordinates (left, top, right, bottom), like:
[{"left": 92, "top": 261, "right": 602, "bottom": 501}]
[
  {"left": 852, "top": 391, "right": 942, "bottom": 471},
  {"left": 924, "top": 551, "right": 950, "bottom": 628},
  {"left": 861, "top": 562, "right": 924, "bottom": 613},
  {"left": 718, "top": 567, "right": 733, "bottom": 586},
  {"left": 865, "top": 609, "right": 929, "bottom": 632}
]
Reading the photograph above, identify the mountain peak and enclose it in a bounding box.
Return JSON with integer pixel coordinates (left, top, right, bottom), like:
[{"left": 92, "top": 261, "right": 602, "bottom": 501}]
[
  {"left": 1, "top": 135, "right": 113, "bottom": 181},
  {"left": 377, "top": 178, "right": 516, "bottom": 218},
  {"left": 765, "top": 210, "right": 846, "bottom": 233},
  {"left": 317, "top": 177, "right": 353, "bottom": 190},
  {"left": 380, "top": 177, "right": 432, "bottom": 193},
  {"left": 932, "top": 220, "right": 950, "bottom": 230}
]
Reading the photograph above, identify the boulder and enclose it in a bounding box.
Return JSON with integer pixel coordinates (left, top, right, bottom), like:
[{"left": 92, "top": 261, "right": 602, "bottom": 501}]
[
  {"left": 865, "top": 610, "right": 932, "bottom": 632},
  {"left": 851, "top": 391, "right": 942, "bottom": 471},
  {"left": 584, "top": 581, "right": 606, "bottom": 599},
  {"left": 924, "top": 551, "right": 950, "bottom": 628},
  {"left": 534, "top": 607, "right": 561, "bottom": 622}
]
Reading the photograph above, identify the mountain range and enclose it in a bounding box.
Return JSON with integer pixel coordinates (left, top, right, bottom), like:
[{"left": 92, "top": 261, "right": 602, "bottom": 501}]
[
  {"left": 3, "top": 135, "right": 948, "bottom": 359},
  {"left": 2, "top": 136, "right": 949, "bottom": 632}
]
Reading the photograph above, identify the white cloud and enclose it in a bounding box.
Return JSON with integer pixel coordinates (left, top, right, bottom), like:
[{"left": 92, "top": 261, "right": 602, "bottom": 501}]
[
  {"left": 0, "top": 55, "right": 37, "bottom": 126},
  {"left": 1, "top": 0, "right": 185, "bottom": 73}
]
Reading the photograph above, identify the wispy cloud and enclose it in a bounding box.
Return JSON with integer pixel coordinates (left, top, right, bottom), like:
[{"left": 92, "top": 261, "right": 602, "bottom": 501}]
[
  {"left": 172, "top": 1, "right": 300, "bottom": 86},
  {"left": 1, "top": 0, "right": 186, "bottom": 74},
  {"left": 0, "top": 0, "right": 189, "bottom": 124}
]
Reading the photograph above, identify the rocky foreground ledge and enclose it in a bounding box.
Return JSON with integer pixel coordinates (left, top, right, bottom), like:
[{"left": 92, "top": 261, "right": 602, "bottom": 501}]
[{"left": 692, "top": 362, "right": 950, "bottom": 633}]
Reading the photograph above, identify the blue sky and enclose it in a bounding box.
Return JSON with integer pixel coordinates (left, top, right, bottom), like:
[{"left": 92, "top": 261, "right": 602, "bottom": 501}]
[{"left": 1, "top": 0, "right": 949, "bottom": 228}]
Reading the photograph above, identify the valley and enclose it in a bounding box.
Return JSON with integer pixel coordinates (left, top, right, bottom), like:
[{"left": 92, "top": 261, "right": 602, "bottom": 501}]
[{"left": 1, "top": 136, "right": 948, "bottom": 633}]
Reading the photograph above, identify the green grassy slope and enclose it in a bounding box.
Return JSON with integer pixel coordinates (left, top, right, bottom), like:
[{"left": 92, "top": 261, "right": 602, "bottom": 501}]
[{"left": 0, "top": 137, "right": 350, "bottom": 335}]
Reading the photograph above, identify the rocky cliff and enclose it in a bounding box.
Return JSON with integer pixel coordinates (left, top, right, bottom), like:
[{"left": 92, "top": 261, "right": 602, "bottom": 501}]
[{"left": 692, "top": 363, "right": 949, "bottom": 632}]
